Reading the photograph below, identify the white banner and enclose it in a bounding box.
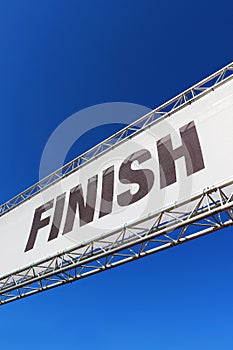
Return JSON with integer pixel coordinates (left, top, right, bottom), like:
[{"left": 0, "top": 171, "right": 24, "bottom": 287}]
[{"left": 1, "top": 78, "right": 233, "bottom": 276}]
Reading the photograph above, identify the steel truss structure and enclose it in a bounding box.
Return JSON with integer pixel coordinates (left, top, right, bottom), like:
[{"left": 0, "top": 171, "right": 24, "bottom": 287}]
[{"left": 0, "top": 62, "right": 233, "bottom": 305}]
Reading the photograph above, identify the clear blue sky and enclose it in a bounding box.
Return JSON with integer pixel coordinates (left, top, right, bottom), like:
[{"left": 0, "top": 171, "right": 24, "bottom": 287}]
[{"left": 0, "top": 1, "right": 233, "bottom": 349}]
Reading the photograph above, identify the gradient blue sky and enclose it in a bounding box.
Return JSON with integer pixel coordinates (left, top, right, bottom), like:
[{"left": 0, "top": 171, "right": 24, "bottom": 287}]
[{"left": 0, "top": 1, "right": 233, "bottom": 349}]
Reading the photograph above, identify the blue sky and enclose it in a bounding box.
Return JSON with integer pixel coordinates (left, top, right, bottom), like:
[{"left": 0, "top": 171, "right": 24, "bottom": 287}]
[{"left": 0, "top": 1, "right": 233, "bottom": 349}]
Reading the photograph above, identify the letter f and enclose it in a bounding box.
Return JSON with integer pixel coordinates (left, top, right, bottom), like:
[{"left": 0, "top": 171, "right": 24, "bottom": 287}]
[{"left": 25, "top": 200, "right": 54, "bottom": 252}]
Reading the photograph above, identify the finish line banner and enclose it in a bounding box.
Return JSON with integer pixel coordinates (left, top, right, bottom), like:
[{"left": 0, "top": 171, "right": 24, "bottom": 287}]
[{"left": 1, "top": 78, "right": 233, "bottom": 276}]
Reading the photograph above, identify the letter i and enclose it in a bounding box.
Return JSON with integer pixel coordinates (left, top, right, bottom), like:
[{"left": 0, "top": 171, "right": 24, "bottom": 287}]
[
  {"left": 99, "top": 166, "right": 114, "bottom": 218},
  {"left": 48, "top": 193, "right": 66, "bottom": 241}
]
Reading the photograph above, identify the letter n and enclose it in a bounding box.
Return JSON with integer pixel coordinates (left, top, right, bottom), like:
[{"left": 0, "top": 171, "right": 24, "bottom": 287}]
[{"left": 63, "top": 175, "right": 98, "bottom": 234}]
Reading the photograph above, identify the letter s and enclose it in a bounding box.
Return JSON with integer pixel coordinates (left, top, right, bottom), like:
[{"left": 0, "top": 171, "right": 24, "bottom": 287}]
[{"left": 117, "top": 149, "right": 154, "bottom": 207}]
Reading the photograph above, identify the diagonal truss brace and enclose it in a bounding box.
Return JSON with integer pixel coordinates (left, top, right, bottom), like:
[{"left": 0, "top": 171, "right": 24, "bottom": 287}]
[{"left": 1, "top": 179, "right": 233, "bottom": 305}]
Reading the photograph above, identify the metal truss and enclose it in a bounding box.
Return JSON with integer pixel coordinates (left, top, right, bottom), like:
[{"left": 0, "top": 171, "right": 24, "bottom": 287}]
[
  {"left": 1, "top": 179, "right": 233, "bottom": 305},
  {"left": 0, "top": 62, "right": 232, "bottom": 217},
  {"left": 0, "top": 62, "right": 233, "bottom": 305}
]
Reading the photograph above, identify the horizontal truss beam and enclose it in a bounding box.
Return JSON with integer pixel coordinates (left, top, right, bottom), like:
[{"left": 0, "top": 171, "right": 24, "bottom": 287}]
[
  {"left": 1, "top": 179, "right": 233, "bottom": 305},
  {"left": 0, "top": 62, "right": 232, "bottom": 217}
]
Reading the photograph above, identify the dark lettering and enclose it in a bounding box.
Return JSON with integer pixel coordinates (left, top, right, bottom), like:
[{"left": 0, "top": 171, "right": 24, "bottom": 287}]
[
  {"left": 157, "top": 121, "right": 205, "bottom": 188},
  {"left": 25, "top": 200, "right": 54, "bottom": 252},
  {"left": 63, "top": 175, "right": 98, "bottom": 234},
  {"left": 117, "top": 149, "right": 154, "bottom": 206},
  {"left": 48, "top": 193, "right": 66, "bottom": 241},
  {"left": 99, "top": 166, "right": 114, "bottom": 218}
]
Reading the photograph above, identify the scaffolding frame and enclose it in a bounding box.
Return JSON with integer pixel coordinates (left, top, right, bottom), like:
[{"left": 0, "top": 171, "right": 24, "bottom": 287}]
[
  {"left": 0, "top": 62, "right": 233, "bottom": 305},
  {"left": 1, "top": 62, "right": 232, "bottom": 217}
]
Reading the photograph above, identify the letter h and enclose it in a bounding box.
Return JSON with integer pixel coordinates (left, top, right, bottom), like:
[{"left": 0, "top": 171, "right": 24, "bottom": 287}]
[{"left": 157, "top": 121, "right": 205, "bottom": 188}]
